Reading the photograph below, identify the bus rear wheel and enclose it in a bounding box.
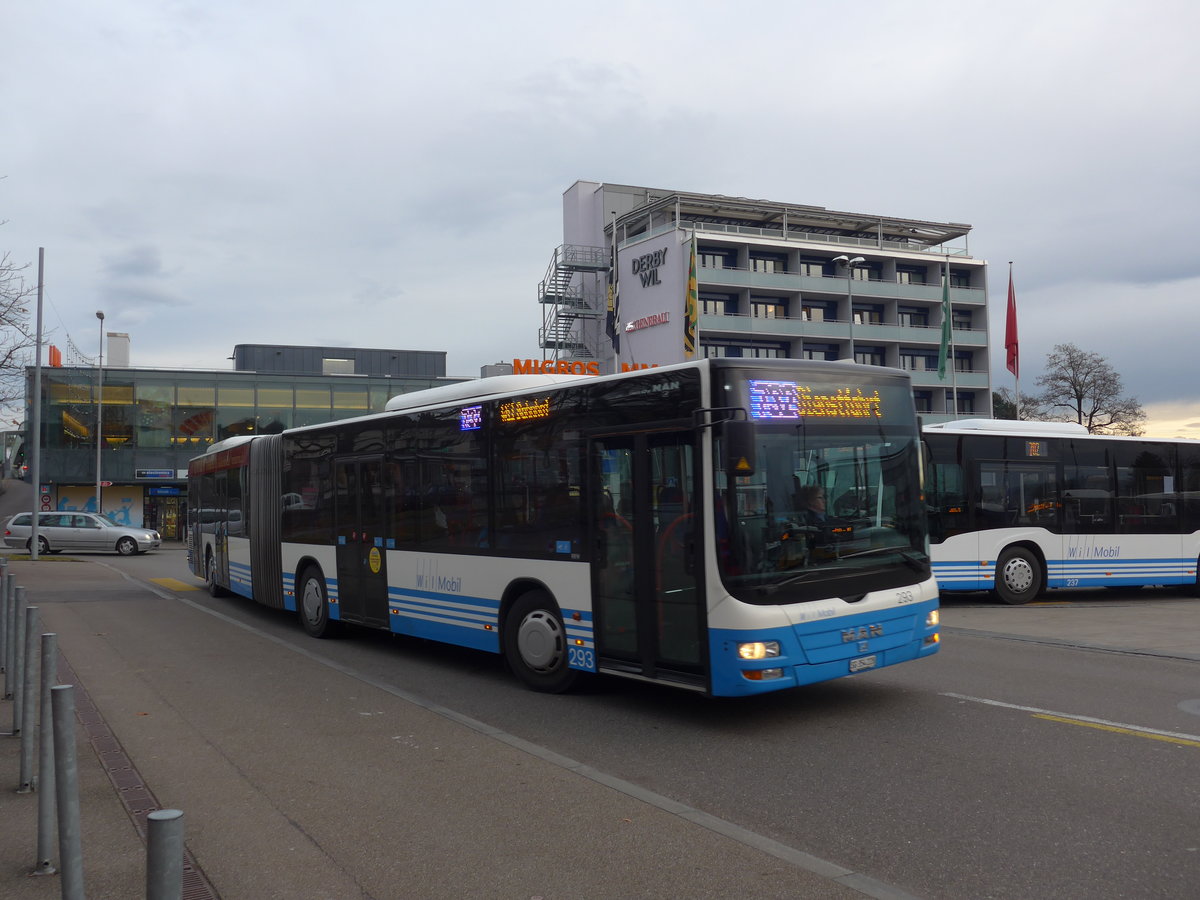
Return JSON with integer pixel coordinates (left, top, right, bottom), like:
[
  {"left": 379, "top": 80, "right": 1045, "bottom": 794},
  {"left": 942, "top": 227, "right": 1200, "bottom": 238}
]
[
  {"left": 503, "top": 590, "right": 578, "bottom": 693},
  {"left": 298, "top": 567, "right": 336, "bottom": 638},
  {"left": 995, "top": 546, "right": 1043, "bottom": 605},
  {"left": 205, "top": 553, "right": 228, "bottom": 598}
]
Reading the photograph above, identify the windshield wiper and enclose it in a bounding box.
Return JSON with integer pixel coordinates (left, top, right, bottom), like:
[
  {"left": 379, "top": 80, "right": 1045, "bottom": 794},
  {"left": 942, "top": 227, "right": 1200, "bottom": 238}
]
[
  {"left": 839, "top": 546, "right": 928, "bottom": 573},
  {"left": 755, "top": 569, "right": 825, "bottom": 595}
]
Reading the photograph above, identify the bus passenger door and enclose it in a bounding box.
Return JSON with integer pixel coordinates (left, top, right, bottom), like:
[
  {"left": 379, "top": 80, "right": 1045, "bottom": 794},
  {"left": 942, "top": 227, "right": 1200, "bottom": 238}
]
[
  {"left": 979, "top": 460, "right": 1062, "bottom": 579},
  {"left": 334, "top": 458, "right": 390, "bottom": 628},
  {"left": 590, "top": 432, "right": 704, "bottom": 684}
]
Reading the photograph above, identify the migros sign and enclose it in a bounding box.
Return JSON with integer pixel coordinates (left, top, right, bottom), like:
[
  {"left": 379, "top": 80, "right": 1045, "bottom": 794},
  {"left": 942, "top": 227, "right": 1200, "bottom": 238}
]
[
  {"left": 513, "top": 358, "right": 601, "bottom": 376},
  {"left": 511, "top": 359, "right": 662, "bottom": 376}
]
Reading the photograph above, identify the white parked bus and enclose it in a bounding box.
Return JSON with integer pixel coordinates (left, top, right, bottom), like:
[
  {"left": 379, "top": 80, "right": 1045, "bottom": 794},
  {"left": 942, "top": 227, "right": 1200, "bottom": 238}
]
[
  {"left": 924, "top": 418, "right": 1200, "bottom": 603},
  {"left": 188, "top": 359, "right": 940, "bottom": 696}
]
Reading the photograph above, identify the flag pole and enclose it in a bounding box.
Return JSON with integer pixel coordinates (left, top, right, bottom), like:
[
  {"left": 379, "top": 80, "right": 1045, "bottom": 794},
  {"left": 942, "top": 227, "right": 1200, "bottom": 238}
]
[
  {"left": 684, "top": 229, "right": 698, "bottom": 361},
  {"left": 1006, "top": 261, "right": 1019, "bottom": 420}
]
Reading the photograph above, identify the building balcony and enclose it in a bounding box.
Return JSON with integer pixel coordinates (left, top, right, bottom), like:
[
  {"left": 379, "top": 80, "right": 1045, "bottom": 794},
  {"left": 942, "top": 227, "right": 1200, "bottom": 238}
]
[
  {"left": 698, "top": 267, "right": 985, "bottom": 305},
  {"left": 699, "top": 314, "right": 988, "bottom": 347},
  {"left": 907, "top": 369, "right": 990, "bottom": 389},
  {"left": 624, "top": 219, "right": 973, "bottom": 259}
]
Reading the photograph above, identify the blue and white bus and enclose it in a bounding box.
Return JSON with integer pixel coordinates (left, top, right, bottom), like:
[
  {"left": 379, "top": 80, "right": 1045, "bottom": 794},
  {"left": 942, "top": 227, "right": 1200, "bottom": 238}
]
[
  {"left": 924, "top": 418, "right": 1200, "bottom": 603},
  {"left": 188, "top": 359, "right": 940, "bottom": 696}
]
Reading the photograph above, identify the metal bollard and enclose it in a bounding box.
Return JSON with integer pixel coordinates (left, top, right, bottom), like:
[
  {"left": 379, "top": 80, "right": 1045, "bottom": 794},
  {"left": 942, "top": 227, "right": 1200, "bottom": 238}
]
[
  {"left": 10, "top": 586, "right": 26, "bottom": 724},
  {"left": 146, "top": 809, "right": 185, "bottom": 900},
  {"left": 0, "top": 557, "right": 7, "bottom": 675},
  {"left": 2, "top": 573, "right": 13, "bottom": 695},
  {"left": 18, "top": 605, "right": 39, "bottom": 791},
  {"left": 34, "top": 633, "right": 57, "bottom": 876},
  {"left": 51, "top": 684, "right": 85, "bottom": 900}
]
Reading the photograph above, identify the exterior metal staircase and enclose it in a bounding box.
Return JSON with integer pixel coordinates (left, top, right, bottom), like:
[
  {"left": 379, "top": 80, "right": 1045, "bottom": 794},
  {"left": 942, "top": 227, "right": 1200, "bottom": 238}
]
[{"left": 538, "top": 244, "right": 609, "bottom": 359}]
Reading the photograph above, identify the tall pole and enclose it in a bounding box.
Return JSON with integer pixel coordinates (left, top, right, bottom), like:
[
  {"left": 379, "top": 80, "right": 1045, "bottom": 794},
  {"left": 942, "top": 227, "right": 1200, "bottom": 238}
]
[
  {"left": 947, "top": 255, "right": 958, "bottom": 414},
  {"left": 1009, "top": 261, "right": 1020, "bottom": 420},
  {"left": 834, "top": 255, "right": 865, "bottom": 361},
  {"left": 847, "top": 265, "right": 855, "bottom": 360},
  {"left": 95, "top": 310, "right": 105, "bottom": 515},
  {"left": 29, "top": 249, "right": 45, "bottom": 561}
]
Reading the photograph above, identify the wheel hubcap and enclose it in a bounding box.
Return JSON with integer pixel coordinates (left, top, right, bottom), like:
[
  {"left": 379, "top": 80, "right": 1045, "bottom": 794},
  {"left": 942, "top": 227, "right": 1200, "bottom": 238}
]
[
  {"left": 302, "top": 581, "right": 322, "bottom": 625},
  {"left": 516, "top": 610, "right": 564, "bottom": 672},
  {"left": 1003, "top": 558, "right": 1034, "bottom": 593}
]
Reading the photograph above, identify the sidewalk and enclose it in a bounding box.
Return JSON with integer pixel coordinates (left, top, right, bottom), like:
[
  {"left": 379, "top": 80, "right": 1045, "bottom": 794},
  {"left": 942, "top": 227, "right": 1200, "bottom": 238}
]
[
  {"left": 940, "top": 591, "right": 1200, "bottom": 660},
  {"left": 0, "top": 558, "right": 869, "bottom": 900}
]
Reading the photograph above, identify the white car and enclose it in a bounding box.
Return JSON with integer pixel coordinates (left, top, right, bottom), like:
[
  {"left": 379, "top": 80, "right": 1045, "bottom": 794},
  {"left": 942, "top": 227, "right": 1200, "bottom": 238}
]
[{"left": 3, "top": 512, "right": 161, "bottom": 555}]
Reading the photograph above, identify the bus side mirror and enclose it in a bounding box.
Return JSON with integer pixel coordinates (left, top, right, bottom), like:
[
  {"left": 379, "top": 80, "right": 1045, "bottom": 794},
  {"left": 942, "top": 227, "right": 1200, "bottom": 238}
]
[{"left": 723, "top": 419, "right": 756, "bottom": 477}]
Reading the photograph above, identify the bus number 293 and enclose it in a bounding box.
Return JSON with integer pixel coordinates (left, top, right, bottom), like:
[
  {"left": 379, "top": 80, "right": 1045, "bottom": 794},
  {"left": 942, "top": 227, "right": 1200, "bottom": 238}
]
[{"left": 569, "top": 647, "right": 596, "bottom": 670}]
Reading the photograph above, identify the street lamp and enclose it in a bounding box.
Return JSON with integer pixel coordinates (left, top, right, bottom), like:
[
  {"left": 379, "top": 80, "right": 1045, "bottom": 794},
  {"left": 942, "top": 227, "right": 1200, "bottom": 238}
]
[
  {"left": 95, "top": 310, "right": 105, "bottom": 515},
  {"left": 833, "top": 255, "right": 866, "bottom": 360}
]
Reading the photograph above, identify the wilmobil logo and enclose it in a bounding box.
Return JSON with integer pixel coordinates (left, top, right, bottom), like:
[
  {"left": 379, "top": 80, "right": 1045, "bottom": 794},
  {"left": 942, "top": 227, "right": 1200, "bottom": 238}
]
[
  {"left": 513, "top": 358, "right": 601, "bottom": 376},
  {"left": 415, "top": 561, "right": 462, "bottom": 594}
]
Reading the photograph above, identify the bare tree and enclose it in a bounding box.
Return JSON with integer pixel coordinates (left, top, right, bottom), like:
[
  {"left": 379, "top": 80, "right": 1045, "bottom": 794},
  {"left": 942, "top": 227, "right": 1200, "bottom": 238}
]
[
  {"left": 1034, "top": 342, "right": 1145, "bottom": 435},
  {"left": 991, "top": 387, "right": 1045, "bottom": 421},
  {"left": 0, "top": 250, "right": 37, "bottom": 414}
]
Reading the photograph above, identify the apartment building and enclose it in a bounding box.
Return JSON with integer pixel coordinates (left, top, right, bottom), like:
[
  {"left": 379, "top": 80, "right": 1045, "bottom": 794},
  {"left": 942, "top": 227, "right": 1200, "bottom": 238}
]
[{"left": 539, "top": 181, "right": 991, "bottom": 420}]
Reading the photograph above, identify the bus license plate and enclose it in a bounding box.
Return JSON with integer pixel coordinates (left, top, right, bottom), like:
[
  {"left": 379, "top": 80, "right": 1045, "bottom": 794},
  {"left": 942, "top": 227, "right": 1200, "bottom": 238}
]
[{"left": 849, "top": 654, "right": 877, "bottom": 673}]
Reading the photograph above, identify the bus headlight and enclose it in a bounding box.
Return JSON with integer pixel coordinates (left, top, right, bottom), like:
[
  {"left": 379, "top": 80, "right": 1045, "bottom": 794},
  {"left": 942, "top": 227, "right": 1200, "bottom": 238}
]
[
  {"left": 926, "top": 610, "right": 940, "bottom": 627},
  {"left": 737, "top": 641, "right": 780, "bottom": 660}
]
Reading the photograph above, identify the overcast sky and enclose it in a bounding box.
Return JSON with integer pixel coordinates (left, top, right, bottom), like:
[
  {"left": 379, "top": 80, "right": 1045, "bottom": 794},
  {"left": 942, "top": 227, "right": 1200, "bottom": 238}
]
[{"left": 5, "top": 0, "right": 1198, "bottom": 435}]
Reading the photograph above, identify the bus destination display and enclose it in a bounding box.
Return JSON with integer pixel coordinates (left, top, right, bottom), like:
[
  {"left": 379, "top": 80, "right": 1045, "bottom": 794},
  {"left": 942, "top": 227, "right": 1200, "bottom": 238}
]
[
  {"left": 748, "top": 380, "right": 883, "bottom": 420},
  {"left": 460, "top": 405, "right": 483, "bottom": 431}
]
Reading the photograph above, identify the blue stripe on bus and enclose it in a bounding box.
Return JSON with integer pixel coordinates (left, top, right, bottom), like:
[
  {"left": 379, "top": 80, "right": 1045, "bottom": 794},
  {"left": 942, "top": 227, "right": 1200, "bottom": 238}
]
[
  {"left": 383, "top": 589, "right": 597, "bottom": 657},
  {"left": 281, "top": 572, "right": 297, "bottom": 611},
  {"left": 933, "top": 558, "right": 1194, "bottom": 590},
  {"left": 387, "top": 588, "right": 498, "bottom": 650},
  {"left": 225, "top": 560, "right": 254, "bottom": 599}
]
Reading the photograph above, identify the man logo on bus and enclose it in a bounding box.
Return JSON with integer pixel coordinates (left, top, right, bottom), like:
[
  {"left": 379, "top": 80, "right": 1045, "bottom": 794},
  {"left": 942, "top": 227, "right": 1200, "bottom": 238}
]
[{"left": 842, "top": 624, "right": 883, "bottom": 643}]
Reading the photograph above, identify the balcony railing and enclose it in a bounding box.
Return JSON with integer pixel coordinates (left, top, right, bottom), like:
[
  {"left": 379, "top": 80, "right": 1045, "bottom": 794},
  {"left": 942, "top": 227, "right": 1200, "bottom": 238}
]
[
  {"left": 621, "top": 219, "right": 972, "bottom": 257},
  {"left": 697, "top": 265, "right": 983, "bottom": 303},
  {"left": 699, "top": 313, "right": 988, "bottom": 346}
]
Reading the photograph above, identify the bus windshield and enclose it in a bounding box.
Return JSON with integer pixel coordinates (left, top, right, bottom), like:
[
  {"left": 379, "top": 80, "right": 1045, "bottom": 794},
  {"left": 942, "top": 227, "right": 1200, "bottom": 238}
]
[{"left": 714, "top": 373, "right": 927, "bottom": 602}]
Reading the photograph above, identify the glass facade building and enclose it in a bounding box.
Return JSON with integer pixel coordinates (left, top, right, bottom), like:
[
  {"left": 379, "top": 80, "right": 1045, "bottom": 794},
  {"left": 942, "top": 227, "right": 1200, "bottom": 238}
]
[{"left": 22, "top": 345, "right": 467, "bottom": 539}]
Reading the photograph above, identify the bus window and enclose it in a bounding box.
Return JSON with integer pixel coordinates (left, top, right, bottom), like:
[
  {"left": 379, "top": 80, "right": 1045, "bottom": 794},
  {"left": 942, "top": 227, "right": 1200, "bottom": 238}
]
[
  {"left": 927, "top": 458, "right": 968, "bottom": 542},
  {"left": 978, "top": 462, "right": 1058, "bottom": 529}
]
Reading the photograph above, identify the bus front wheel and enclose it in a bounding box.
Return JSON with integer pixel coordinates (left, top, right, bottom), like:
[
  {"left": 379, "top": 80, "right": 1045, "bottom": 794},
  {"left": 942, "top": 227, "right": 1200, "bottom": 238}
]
[
  {"left": 503, "top": 590, "right": 578, "bottom": 693},
  {"left": 298, "top": 567, "right": 336, "bottom": 638},
  {"left": 995, "top": 547, "right": 1044, "bottom": 605}
]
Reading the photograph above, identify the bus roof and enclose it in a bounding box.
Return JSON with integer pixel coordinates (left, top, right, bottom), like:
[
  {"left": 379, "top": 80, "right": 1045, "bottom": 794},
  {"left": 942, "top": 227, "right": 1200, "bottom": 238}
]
[
  {"left": 924, "top": 418, "right": 1089, "bottom": 435},
  {"left": 383, "top": 373, "right": 592, "bottom": 412},
  {"left": 192, "top": 434, "right": 258, "bottom": 460},
  {"left": 270, "top": 358, "right": 916, "bottom": 439}
]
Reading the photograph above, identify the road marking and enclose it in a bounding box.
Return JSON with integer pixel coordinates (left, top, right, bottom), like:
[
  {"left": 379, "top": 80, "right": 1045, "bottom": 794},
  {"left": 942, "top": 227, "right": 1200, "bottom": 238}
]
[
  {"left": 150, "top": 577, "right": 201, "bottom": 592},
  {"left": 1032, "top": 714, "right": 1200, "bottom": 748},
  {"left": 942, "top": 692, "right": 1200, "bottom": 746}
]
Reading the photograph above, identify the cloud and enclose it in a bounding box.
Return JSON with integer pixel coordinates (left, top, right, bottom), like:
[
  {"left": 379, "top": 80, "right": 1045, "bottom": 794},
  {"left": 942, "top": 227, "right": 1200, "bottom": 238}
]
[
  {"left": 103, "top": 245, "right": 170, "bottom": 279},
  {"left": 3, "top": 0, "right": 1198, "bottom": 397}
]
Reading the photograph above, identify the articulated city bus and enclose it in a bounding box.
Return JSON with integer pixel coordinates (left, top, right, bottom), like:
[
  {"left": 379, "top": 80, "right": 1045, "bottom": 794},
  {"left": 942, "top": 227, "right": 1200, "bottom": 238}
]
[
  {"left": 924, "top": 419, "right": 1200, "bottom": 603},
  {"left": 188, "top": 359, "right": 939, "bottom": 696}
]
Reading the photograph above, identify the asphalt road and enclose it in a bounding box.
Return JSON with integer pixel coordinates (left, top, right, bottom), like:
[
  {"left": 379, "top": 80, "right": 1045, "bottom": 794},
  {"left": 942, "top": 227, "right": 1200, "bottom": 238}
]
[{"left": 81, "top": 547, "right": 1199, "bottom": 900}]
